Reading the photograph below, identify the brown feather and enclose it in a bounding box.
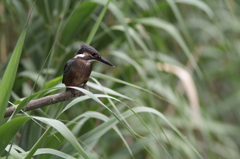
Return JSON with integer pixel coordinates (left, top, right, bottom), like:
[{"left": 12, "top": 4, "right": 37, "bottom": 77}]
[{"left": 63, "top": 58, "right": 92, "bottom": 90}]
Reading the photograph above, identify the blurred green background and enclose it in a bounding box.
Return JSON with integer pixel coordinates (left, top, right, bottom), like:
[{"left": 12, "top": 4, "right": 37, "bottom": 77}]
[{"left": 0, "top": 0, "right": 240, "bottom": 158}]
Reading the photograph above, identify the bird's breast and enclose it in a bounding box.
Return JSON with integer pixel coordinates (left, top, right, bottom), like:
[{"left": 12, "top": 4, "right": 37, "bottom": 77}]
[{"left": 64, "top": 58, "right": 92, "bottom": 87}]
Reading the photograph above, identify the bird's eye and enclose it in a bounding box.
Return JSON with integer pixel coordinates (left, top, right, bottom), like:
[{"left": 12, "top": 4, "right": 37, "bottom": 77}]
[{"left": 92, "top": 53, "right": 98, "bottom": 57}]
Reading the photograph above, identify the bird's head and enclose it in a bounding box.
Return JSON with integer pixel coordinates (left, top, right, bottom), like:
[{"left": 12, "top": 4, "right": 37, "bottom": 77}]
[{"left": 74, "top": 43, "right": 114, "bottom": 67}]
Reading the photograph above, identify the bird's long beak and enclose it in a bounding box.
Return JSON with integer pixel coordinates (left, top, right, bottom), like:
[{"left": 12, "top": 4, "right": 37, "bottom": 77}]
[{"left": 97, "top": 56, "right": 114, "bottom": 67}]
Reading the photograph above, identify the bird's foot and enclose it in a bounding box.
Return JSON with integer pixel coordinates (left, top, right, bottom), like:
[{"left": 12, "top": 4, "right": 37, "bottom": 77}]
[
  {"left": 65, "top": 84, "right": 88, "bottom": 97},
  {"left": 67, "top": 88, "right": 81, "bottom": 97},
  {"left": 81, "top": 83, "right": 89, "bottom": 90}
]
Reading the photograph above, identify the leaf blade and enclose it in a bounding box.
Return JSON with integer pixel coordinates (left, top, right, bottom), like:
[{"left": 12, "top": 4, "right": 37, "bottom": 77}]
[
  {"left": 0, "top": 117, "right": 31, "bottom": 156},
  {"left": 0, "top": 28, "right": 27, "bottom": 124}
]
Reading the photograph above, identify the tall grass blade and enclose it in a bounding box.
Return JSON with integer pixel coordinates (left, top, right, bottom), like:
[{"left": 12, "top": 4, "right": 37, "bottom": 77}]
[
  {"left": 0, "top": 29, "right": 27, "bottom": 124},
  {"left": 136, "top": 17, "right": 203, "bottom": 78},
  {"left": 86, "top": 0, "right": 112, "bottom": 45},
  {"left": 25, "top": 117, "right": 90, "bottom": 159},
  {"left": 60, "top": 2, "right": 97, "bottom": 46},
  {"left": 175, "top": 0, "right": 213, "bottom": 18},
  {"left": 0, "top": 117, "right": 31, "bottom": 156}
]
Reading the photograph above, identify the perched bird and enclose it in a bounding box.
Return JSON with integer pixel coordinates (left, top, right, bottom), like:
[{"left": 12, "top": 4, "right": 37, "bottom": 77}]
[{"left": 62, "top": 43, "right": 114, "bottom": 91}]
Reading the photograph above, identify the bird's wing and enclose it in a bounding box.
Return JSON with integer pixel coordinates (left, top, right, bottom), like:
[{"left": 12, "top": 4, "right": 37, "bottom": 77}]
[{"left": 62, "top": 59, "right": 75, "bottom": 83}]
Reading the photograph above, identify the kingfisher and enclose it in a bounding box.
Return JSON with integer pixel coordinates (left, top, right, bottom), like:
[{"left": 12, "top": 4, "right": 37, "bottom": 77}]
[{"left": 62, "top": 43, "right": 114, "bottom": 91}]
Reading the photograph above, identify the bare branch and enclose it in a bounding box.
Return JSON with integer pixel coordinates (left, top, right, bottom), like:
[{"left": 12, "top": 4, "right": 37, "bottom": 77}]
[{"left": 4, "top": 90, "right": 84, "bottom": 118}]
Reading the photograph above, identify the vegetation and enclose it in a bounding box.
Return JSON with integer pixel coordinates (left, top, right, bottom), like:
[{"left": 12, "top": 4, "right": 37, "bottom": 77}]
[{"left": 0, "top": 0, "right": 240, "bottom": 158}]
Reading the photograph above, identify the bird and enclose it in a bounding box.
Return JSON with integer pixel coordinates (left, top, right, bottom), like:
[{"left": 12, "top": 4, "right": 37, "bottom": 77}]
[{"left": 62, "top": 43, "right": 114, "bottom": 91}]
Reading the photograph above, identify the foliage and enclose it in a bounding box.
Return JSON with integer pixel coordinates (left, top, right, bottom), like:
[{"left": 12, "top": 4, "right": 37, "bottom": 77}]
[{"left": 0, "top": 0, "right": 240, "bottom": 158}]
